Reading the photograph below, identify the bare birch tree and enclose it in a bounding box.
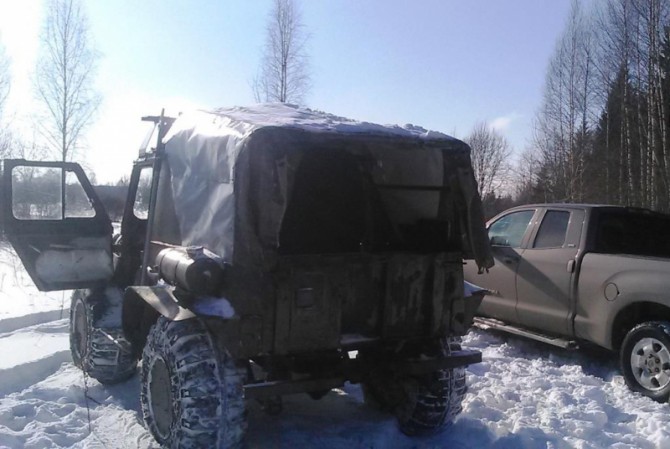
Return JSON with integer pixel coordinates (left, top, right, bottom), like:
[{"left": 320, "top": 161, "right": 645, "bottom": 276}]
[
  {"left": 594, "top": 0, "right": 637, "bottom": 205},
  {"left": 0, "top": 45, "right": 8, "bottom": 113},
  {"left": 513, "top": 147, "right": 541, "bottom": 203},
  {"left": 633, "top": 0, "right": 670, "bottom": 209},
  {"left": 590, "top": 0, "right": 670, "bottom": 210},
  {"left": 533, "top": 0, "right": 596, "bottom": 202},
  {"left": 518, "top": 0, "right": 670, "bottom": 211},
  {"left": 0, "top": 43, "right": 11, "bottom": 157},
  {"left": 253, "top": 0, "right": 310, "bottom": 104},
  {"left": 465, "top": 122, "right": 512, "bottom": 199},
  {"left": 35, "top": 0, "right": 100, "bottom": 162}
]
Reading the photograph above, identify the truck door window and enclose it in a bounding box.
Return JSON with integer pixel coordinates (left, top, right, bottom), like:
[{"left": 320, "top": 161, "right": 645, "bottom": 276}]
[
  {"left": 133, "top": 167, "right": 153, "bottom": 219},
  {"left": 488, "top": 210, "right": 534, "bottom": 248},
  {"left": 534, "top": 210, "right": 570, "bottom": 248},
  {"left": 11, "top": 166, "right": 95, "bottom": 220}
]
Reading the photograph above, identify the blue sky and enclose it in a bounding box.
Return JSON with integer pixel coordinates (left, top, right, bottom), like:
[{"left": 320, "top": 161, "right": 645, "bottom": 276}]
[{"left": 0, "top": 0, "right": 573, "bottom": 183}]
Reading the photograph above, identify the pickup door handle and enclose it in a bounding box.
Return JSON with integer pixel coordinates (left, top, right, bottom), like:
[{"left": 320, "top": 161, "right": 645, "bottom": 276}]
[
  {"left": 502, "top": 256, "right": 519, "bottom": 265},
  {"left": 567, "top": 259, "right": 575, "bottom": 273}
]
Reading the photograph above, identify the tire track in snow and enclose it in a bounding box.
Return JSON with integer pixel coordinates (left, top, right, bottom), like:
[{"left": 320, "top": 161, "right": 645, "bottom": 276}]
[
  {"left": 0, "top": 318, "right": 70, "bottom": 396},
  {"left": 0, "top": 351, "right": 71, "bottom": 397},
  {"left": 0, "top": 309, "right": 69, "bottom": 334}
]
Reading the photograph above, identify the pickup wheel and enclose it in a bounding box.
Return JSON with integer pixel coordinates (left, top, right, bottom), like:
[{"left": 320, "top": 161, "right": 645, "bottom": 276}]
[
  {"left": 140, "top": 317, "right": 247, "bottom": 448},
  {"left": 70, "top": 288, "right": 137, "bottom": 384},
  {"left": 360, "top": 337, "right": 466, "bottom": 436},
  {"left": 620, "top": 321, "right": 670, "bottom": 403}
]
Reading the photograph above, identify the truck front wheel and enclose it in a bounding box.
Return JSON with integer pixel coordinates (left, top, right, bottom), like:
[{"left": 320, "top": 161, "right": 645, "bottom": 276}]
[
  {"left": 361, "top": 337, "right": 467, "bottom": 436},
  {"left": 140, "top": 317, "right": 247, "bottom": 448},
  {"left": 69, "top": 288, "right": 137, "bottom": 384},
  {"left": 620, "top": 321, "right": 670, "bottom": 402}
]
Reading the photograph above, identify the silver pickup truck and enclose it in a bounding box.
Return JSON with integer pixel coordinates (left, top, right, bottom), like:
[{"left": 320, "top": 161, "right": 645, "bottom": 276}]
[{"left": 464, "top": 203, "right": 670, "bottom": 402}]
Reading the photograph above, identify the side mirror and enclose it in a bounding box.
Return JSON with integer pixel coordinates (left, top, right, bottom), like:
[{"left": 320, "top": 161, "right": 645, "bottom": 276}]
[{"left": 490, "top": 235, "right": 508, "bottom": 247}]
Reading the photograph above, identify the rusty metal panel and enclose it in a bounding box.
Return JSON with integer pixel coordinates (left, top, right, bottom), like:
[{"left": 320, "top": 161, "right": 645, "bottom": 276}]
[
  {"left": 382, "top": 254, "right": 432, "bottom": 338},
  {"left": 382, "top": 253, "right": 463, "bottom": 339},
  {"left": 274, "top": 258, "right": 343, "bottom": 354},
  {"left": 275, "top": 252, "right": 465, "bottom": 354},
  {"left": 287, "top": 270, "right": 341, "bottom": 352},
  {"left": 341, "top": 257, "right": 383, "bottom": 336},
  {"left": 273, "top": 270, "right": 293, "bottom": 355}
]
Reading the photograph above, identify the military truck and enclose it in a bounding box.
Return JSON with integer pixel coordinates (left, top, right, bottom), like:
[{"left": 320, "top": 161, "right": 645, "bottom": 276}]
[{"left": 1, "top": 104, "right": 493, "bottom": 448}]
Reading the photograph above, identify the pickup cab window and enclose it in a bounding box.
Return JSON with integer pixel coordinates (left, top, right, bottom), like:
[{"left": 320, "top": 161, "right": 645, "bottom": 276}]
[
  {"left": 534, "top": 210, "right": 570, "bottom": 248},
  {"left": 596, "top": 212, "right": 670, "bottom": 257},
  {"left": 488, "top": 210, "right": 534, "bottom": 248}
]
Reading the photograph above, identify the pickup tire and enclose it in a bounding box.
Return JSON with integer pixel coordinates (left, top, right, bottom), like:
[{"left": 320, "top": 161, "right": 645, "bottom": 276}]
[
  {"left": 620, "top": 321, "right": 670, "bottom": 402},
  {"left": 140, "top": 317, "right": 247, "bottom": 448},
  {"left": 361, "top": 337, "right": 466, "bottom": 436},
  {"left": 70, "top": 289, "right": 137, "bottom": 384}
]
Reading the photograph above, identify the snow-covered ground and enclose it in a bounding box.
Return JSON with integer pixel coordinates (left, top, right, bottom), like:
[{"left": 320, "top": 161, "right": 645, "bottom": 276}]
[{"left": 0, "top": 243, "right": 668, "bottom": 449}]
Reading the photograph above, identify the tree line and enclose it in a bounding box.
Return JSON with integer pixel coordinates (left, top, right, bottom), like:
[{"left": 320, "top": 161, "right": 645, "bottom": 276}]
[{"left": 517, "top": 0, "right": 670, "bottom": 212}]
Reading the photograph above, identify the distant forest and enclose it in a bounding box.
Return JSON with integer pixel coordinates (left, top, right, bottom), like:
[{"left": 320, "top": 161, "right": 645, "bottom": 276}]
[{"left": 493, "top": 0, "right": 670, "bottom": 218}]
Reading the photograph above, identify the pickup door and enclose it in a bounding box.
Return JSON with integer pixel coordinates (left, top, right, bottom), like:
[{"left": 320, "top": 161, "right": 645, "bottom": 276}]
[
  {"left": 474, "top": 208, "right": 537, "bottom": 323},
  {"left": 469, "top": 206, "right": 586, "bottom": 337},
  {"left": 0, "top": 160, "right": 113, "bottom": 291},
  {"left": 515, "top": 207, "right": 585, "bottom": 336}
]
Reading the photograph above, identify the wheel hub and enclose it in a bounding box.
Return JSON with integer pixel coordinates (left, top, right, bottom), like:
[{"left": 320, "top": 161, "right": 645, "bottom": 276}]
[
  {"left": 645, "top": 355, "right": 661, "bottom": 371},
  {"left": 630, "top": 337, "right": 670, "bottom": 391},
  {"left": 148, "top": 357, "right": 174, "bottom": 440}
]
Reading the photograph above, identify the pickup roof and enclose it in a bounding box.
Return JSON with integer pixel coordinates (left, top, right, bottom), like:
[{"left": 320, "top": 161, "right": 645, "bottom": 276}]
[{"left": 464, "top": 203, "right": 670, "bottom": 402}]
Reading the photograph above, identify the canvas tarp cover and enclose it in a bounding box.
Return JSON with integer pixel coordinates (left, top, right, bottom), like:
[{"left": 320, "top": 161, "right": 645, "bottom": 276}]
[{"left": 160, "top": 104, "right": 493, "bottom": 270}]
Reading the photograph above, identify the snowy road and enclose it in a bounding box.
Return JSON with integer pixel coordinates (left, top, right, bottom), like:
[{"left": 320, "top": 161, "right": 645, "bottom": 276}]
[{"left": 0, "top": 316, "right": 668, "bottom": 449}]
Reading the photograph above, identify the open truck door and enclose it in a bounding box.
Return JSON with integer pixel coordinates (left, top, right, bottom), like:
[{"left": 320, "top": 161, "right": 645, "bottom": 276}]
[{"left": 1, "top": 159, "right": 113, "bottom": 291}]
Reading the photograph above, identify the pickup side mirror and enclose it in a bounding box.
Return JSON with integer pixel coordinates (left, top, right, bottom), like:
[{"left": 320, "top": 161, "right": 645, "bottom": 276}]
[{"left": 490, "top": 235, "right": 509, "bottom": 247}]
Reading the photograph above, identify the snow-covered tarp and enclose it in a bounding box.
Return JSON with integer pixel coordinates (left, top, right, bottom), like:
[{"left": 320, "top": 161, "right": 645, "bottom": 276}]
[{"left": 158, "top": 104, "right": 493, "bottom": 270}]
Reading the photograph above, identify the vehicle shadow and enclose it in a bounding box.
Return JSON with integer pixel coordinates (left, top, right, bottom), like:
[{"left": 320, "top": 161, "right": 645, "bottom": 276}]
[
  {"left": 245, "top": 382, "right": 560, "bottom": 449},
  {"left": 100, "top": 364, "right": 573, "bottom": 448}
]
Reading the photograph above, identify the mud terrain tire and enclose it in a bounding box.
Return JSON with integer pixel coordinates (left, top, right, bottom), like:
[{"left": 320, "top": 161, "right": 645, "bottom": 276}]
[
  {"left": 141, "top": 317, "right": 246, "bottom": 449},
  {"left": 621, "top": 321, "right": 670, "bottom": 403},
  {"left": 362, "top": 337, "right": 467, "bottom": 436},
  {"left": 70, "top": 288, "right": 137, "bottom": 384}
]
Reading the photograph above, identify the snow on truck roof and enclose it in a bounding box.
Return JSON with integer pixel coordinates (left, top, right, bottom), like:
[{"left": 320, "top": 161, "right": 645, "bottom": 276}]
[
  {"left": 164, "top": 103, "right": 459, "bottom": 143},
  {"left": 159, "top": 103, "right": 490, "bottom": 269}
]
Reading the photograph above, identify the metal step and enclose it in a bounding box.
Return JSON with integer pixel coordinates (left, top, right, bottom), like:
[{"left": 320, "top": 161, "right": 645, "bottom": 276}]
[{"left": 474, "top": 317, "right": 579, "bottom": 350}]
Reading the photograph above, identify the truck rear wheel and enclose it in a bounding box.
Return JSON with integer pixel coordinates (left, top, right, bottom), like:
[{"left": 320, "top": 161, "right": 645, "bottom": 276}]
[
  {"left": 361, "top": 337, "right": 467, "bottom": 436},
  {"left": 621, "top": 321, "right": 670, "bottom": 402},
  {"left": 140, "top": 317, "right": 247, "bottom": 449},
  {"left": 69, "top": 288, "right": 137, "bottom": 384}
]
